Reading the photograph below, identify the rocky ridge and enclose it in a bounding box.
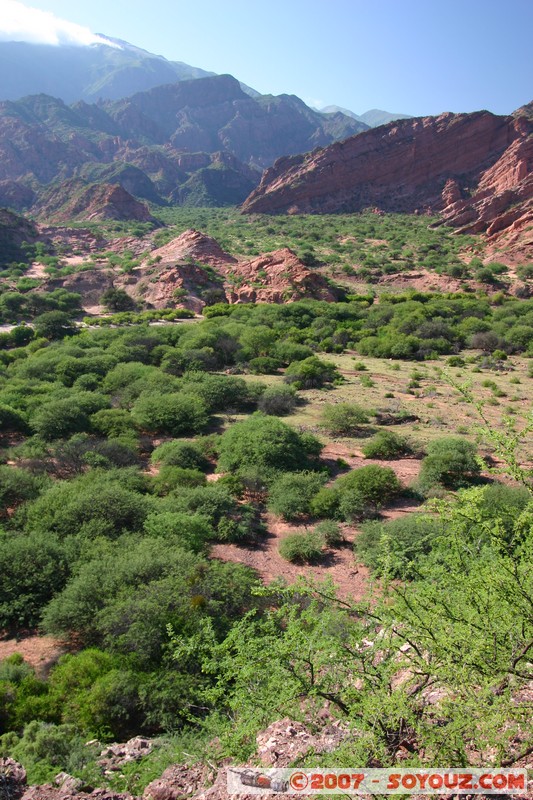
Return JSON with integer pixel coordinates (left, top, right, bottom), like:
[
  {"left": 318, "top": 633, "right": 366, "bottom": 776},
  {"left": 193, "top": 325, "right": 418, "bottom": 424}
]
[
  {"left": 35, "top": 183, "right": 156, "bottom": 224},
  {"left": 241, "top": 108, "right": 533, "bottom": 255}
]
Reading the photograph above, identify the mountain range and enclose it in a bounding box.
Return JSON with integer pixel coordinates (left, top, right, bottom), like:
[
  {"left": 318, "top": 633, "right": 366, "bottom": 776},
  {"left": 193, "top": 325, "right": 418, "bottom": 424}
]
[{"left": 0, "top": 73, "right": 368, "bottom": 215}]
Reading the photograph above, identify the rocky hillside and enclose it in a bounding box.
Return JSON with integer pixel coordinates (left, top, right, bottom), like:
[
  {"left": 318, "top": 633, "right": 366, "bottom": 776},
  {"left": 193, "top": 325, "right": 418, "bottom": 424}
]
[
  {"left": 35, "top": 182, "right": 156, "bottom": 223},
  {"left": 0, "top": 208, "right": 39, "bottom": 267},
  {"left": 242, "top": 107, "right": 533, "bottom": 249},
  {"left": 116, "top": 229, "right": 341, "bottom": 313},
  {"left": 0, "top": 75, "right": 366, "bottom": 215}
]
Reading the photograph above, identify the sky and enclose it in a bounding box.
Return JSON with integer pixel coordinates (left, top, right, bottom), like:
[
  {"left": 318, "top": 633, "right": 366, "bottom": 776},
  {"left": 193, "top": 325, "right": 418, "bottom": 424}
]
[{"left": 0, "top": 0, "right": 531, "bottom": 116}]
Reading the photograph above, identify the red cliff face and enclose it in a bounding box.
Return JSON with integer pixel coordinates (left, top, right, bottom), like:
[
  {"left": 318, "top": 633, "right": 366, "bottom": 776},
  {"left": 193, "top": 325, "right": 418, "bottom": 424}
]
[{"left": 242, "top": 109, "right": 533, "bottom": 248}]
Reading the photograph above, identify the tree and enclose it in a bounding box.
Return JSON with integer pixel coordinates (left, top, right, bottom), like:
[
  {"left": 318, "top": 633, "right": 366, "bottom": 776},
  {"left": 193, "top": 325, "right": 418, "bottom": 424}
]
[
  {"left": 100, "top": 288, "right": 136, "bottom": 312},
  {"left": 33, "top": 311, "right": 77, "bottom": 340}
]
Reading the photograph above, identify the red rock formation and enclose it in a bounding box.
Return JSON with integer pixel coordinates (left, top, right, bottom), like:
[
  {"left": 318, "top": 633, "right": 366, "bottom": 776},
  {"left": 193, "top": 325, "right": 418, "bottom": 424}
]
[
  {"left": 148, "top": 229, "right": 237, "bottom": 268},
  {"left": 242, "top": 108, "right": 533, "bottom": 252},
  {"left": 224, "top": 248, "right": 340, "bottom": 304},
  {"left": 119, "top": 232, "right": 340, "bottom": 311}
]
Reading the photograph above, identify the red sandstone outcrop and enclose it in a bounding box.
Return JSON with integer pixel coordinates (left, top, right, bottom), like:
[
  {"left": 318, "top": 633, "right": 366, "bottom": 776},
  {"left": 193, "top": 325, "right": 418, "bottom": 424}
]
[
  {"left": 118, "top": 231, "right": 340, "bottom": 311},
  {"left": 223, "top": 248, "right": 340, "bottom": 304},
  {"left": 242, "top": 108, "right": 533, "bottom": 253},
  {"left": 147, "top": 229, "right": 237, "bottom": 269}
]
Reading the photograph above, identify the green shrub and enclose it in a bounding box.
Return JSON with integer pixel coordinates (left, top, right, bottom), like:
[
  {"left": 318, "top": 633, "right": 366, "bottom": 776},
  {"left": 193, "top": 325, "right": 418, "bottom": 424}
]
[
  {"left": 418, "top": 437, "right": 480, "bottom": 491},
  {"left": 257, "top": 385, "right": 297, "bottom": 416},
  {"left": 284, "top": 356, "right": 340, "bottom": 389},
  {"left": 248, "top": 357, "right": 281, "bottom": 375},
  {"left": 321, "top": 403, "right": 370, "bottom": 436},
  {"left": 151, "top": 466, "right": 206, "bottom": 495},
  {"left": 355, "top": 514, "right": 443, "bottom": 578},
  {"left": 268, "top": 471, "right": 327, "bottom": 521},
  {"left": 314, "top": 519, "right": 343, "bottom": 546},
  {"left": 361, "top": 430, "right": 412, "bottom": 459},
  {"left": 131, "top": 392, "right": 209, "bottom": 435},
  {"left": 217, "top": 413, "right": 322, "bottom": 478},
  {"left": 143, "top": 512, "right": 213, "bottom": 552},
  {"left": 0, "top": 532, "right": 72, "bottom": 632},
  {"left": 279, "top": 532, "right": 325, "bottom": 563},
  {"left": 150, "top": 440, "right": 210, "bottom": 471}
]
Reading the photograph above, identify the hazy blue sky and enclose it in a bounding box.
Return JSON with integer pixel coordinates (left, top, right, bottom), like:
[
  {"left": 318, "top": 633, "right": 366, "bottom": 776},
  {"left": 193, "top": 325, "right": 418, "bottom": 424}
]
[{"left": 4, "top": 0, "right": 532, "bottom": 116}]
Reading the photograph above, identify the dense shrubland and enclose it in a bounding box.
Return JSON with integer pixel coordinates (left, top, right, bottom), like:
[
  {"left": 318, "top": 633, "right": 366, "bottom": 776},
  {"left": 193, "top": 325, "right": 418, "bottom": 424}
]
[{"left": 0, "top": 300, "right": 531, "bottom": 789}]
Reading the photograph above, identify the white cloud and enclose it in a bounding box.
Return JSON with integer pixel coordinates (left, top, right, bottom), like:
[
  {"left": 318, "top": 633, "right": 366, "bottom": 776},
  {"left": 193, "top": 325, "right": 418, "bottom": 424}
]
[{"left": 0, "top": 0, "right": 119, "bottom": 47}]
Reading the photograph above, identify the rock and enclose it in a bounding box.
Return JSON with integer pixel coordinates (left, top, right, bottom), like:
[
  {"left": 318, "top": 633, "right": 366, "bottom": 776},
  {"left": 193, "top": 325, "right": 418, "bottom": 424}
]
[
  {"left": 55, "top": 773, "right": 83, "bottom": 794},
  {"left": 223, "top": 248, "right": 340, "bottom": 304},
  {"left": 0, "top": 758, "right": 26, "bottom": 800},
  {"left": 36, "top": 182, "right": 156, "bottom": 224},
  {"left": 98, "top": 737, "right": 153, "bottom": 773},
  {"left": 142, "top": 764, "right": 207, "bottom": 800},
  {"left": 256, "top": 717, "right": 347, "bottom": 767}
]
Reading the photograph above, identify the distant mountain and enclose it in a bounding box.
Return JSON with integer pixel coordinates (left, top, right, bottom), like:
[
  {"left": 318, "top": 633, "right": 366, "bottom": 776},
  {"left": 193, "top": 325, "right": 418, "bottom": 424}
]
[
  {"left": 359, "top": 109, "right": 413, "bottom": 127},
  {"left": 0, "top": 38, "right": 258, "bottom": 103},
  {"left": 321, "top": 105, "right": 412, "bottom": 128},
  {"left": 0, "top": 74, "right": 367, "bottom": 214}
]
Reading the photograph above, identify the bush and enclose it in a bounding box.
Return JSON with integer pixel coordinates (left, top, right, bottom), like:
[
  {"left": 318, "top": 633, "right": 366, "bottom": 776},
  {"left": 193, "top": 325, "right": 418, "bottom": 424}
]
[
  {"left": 314, "top": 519, "right": 343, "bottom": 546},
  {"left": 284, "top": 356, "right": 340, "bottom": 389},
  {"left": 418, "top": 437, "right": 480, "bottom": 491},
  {"left": 268, "top": 471, "right": 327, "bottom": 521},
  {"left": 248, "top": 357, "right": 281, "bottom": 375},
  {"left": 257, "top": 385, "right": 297, "bottom": 416},
  {"left": 217, "top": 413, "right": 322, "bottom": 478},
  {"left": 0, "top": 532, "right": 72, "bottom": 632},
  {"left": 151, "top": 466, "right": 206, "bottom": 495},
  {"left": 355, "top": 514, "right": 443, "bottom": 578},
  {"left": 150, "top": 440, "right": 210, "bottom": 471},
  {"left": 143, "top": 512, "right": 213, "bottom": 552},
  {"left": 23, "top": 472, "right": 149, "bottom": 540},
  {"left": 321, "top": 403, "right": 370, "bottom": 436},
  {"left": 31, "top": 399, "right": 90, "bottom": 440},
  {"left": 131, "top": 392, "right": 209, "bottom": 436},
  {"left": 316, "top": 465, "right": 403, "bottom": 521},
  {"left": 279, "top": 532, "right": 324, "bottom": 563},
  {"left": 361, "top": 430, "right": 412, "bottom": 459}
]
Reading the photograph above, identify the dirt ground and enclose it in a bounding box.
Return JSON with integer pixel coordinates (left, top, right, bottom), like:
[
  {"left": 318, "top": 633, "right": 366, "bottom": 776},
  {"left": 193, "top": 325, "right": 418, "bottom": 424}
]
[
  {"left": 212, "top": 442, "right": 422, "bottom": 601},
  {"left": 0, "top": 633, "right": 67, "bottom": 676}
]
